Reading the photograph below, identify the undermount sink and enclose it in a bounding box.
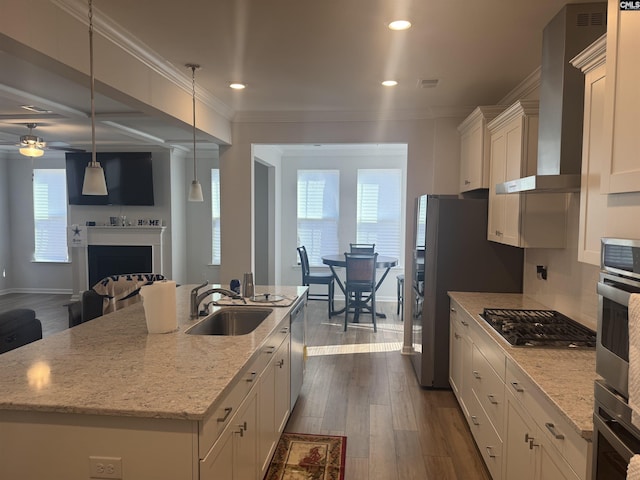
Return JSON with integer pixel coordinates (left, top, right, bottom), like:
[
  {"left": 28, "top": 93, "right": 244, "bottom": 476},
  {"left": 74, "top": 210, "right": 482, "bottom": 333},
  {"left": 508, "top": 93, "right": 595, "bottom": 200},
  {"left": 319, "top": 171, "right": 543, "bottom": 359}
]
[{"left": 185, "top": 308, "right": 273, "bottom": 336}]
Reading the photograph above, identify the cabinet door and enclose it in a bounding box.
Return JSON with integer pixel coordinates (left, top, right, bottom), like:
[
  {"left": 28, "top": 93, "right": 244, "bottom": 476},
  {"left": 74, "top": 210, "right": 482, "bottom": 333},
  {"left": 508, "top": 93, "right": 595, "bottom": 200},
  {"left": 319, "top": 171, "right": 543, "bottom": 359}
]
[
  {"left": 234, "top": 389, "right": 258, "bottom": 480},
  {"left": 274, "top": 339, "right": 291, "bottom": 434},
  {"left": 502, "top": 122, "right": 524, "bottom": 247},
  {"left": 504, "top": 394, "right": 536, "bottom": 480},
  {"left": 602, "top": 2, "right": 640, "bottom": 193},
  {"left": 538, "top": 442, "right": 581, "bottom": 480},
  {"left": 578, "top": 59, "right": 607, "bottom": 265},
  {"left": 449, "top": 318, "right": 463, "bottom": 398},
  {"left": 488, "top": 130, "right": 507, "bottom": 242},
  {"left": 258, "top": 357, "right": 276, "bottom": 476},
  {"left": 200, "top": 427, "right": 234, "bottom": 480},
  {"left": 460, "top": 122, "right": 485, "bottom": 191}
]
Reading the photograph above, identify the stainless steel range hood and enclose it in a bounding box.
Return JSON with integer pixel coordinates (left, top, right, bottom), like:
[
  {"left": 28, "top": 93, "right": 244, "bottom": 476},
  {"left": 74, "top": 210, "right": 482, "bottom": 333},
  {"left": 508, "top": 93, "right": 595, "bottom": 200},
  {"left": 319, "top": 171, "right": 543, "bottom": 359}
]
[{"left": 496, "top": 3, "right": 606, "bottom": 194}]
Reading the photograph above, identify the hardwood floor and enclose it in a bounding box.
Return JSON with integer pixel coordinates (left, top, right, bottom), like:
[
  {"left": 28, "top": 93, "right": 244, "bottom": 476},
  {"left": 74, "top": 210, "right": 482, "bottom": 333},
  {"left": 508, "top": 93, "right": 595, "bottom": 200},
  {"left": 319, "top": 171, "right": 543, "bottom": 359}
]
[
  {"left": 1, "top": 292, "right": 490, "bottom": 479},
  {"left": 0, "top": 293, "right": 71, "bottom": 337},
  {"left": 286, "top": 300, "right": 491, "bottom": 480}
]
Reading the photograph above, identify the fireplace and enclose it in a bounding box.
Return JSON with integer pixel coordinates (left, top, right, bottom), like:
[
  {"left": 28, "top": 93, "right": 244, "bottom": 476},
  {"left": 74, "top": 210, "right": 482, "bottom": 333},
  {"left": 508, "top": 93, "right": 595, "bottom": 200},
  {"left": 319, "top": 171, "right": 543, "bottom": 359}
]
[
  {"left": 71, "top": 226, "right": 166, "bottom": 299},
  {"left": 88, "top": 245, "right": 153, "bottom": 288}
]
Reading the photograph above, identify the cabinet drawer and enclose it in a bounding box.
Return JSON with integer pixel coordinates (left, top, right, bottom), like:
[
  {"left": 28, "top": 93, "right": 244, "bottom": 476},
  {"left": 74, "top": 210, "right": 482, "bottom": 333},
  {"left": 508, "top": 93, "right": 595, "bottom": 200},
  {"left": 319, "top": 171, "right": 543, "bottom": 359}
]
[
  {"left": 467, "top": 389, "right": 503, "bottom": 480},
  {"left": 505, "top": 360, "right": 588, "bottom": 479},
  {"left": 471, "top": 344, "right": 505, "bottom": 435},
  {"left": 472, "top": 325, "right": 506, "bottom": 380}
]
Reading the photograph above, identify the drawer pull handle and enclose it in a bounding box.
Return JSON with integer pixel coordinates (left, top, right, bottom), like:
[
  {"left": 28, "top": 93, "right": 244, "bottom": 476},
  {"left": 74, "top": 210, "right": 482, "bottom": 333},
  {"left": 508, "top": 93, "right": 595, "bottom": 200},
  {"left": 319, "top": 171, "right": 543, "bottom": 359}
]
[
  {"left": 216, "top": 407, "right": 233, "bottom": 423},
  {"left": 510, "top": 381, "right": 524, "bottom": 393},
  {"left": 487, "top": 394, "right": 498, "bottom": 405},
  {"left": 461, "top": 320, "right": 469, "bottom": 327},
  {"left": 485, "top": 446, "right": 496, "bottom": 458},
  {"left": 454, "top": 333, "right": 461, "bottom": 340},
  {"left": 525, "top": 433, "right": 539, "bottom": 450},
  {"left": 265, "top": 346, "right": 276, "bottom": 354},
  {"left": 471, "top": 415, "right": 480, "bottom": 426},
  {"left": 280, "top": 327, "right": 289, "bottom": 334},
  {"left": 545, "top": 423, "right": 565, "bottom": 440},
  {"left": 246, "top": 372, "right": 257, "bottom": 383},
  {"left": 473, "top": 370, "right": 481, "bottom": 380},
  {"left": 236, "top": 421, "right": 247, "bottom": 437}
]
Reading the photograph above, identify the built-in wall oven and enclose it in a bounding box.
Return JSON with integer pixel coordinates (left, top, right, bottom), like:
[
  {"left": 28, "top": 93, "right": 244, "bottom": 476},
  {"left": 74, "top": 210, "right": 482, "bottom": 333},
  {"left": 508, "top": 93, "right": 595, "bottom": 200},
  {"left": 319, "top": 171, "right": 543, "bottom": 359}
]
[{"left": 593, "top": 238, "right": 640, "bottom": 479}]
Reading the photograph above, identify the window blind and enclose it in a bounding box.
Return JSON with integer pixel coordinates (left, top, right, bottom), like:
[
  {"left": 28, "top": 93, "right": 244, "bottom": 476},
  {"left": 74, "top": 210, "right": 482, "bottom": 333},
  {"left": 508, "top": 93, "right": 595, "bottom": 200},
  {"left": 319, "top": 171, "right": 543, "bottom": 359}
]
[
  {"left": 297, "top": 170, "right": 339, "bottom": 266},
  {"left": 356, "top": 169, "right": 402, "bottom": 257},
  {"left": 33, "top": 169, "right": 69, "bottom": 262},
  {"left": 211, "top": 168, "right": 221, "bottom": 264}
]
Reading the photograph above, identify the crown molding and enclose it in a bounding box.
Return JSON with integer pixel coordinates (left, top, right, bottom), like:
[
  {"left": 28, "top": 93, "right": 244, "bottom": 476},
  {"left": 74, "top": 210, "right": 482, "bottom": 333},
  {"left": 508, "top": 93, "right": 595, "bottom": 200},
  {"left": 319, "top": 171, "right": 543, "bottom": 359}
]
[
  {"left": 497, "top": 67, "right": 541, "bottom": 106},
  {"left": 51, "top": 0, "right": 234, "bottom": 120},
  {"left": 570, "top": 34, "right": 606, "bottom": 73}
]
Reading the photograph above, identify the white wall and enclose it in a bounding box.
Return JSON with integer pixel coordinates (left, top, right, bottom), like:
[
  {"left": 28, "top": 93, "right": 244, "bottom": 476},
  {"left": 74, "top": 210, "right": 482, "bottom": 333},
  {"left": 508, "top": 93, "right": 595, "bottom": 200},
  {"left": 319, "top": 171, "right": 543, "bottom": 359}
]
[
  {"left": 214, "top": 117, "right": 462, "bottom": 352},
  {"left": 276, "top": 144, "right": 407, "bottom": 301},
  {"left": 7, "top": 152, "right": 72, "bottom": 293}
]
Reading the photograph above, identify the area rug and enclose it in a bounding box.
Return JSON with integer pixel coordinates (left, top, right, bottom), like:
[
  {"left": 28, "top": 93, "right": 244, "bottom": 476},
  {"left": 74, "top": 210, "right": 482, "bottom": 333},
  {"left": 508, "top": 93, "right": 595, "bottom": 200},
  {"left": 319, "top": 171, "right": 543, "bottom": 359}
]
[{"left": 264, "top": 432, "right": 347, "bottom": 480}]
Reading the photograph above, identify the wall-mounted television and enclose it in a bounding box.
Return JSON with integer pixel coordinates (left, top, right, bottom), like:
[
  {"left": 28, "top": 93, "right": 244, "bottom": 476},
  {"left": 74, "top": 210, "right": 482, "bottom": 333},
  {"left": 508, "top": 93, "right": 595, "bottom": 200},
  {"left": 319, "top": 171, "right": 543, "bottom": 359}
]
[{"left": 65, "top": 152, "right": 154, "bottom": 206}]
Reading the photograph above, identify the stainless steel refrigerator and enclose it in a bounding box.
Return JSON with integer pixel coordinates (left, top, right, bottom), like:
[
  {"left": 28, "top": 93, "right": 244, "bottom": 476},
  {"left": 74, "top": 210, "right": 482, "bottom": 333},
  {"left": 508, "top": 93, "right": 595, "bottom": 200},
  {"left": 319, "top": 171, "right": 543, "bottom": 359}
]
[{"left": 410, "top": 195, "right": 524, "bottom": 388}]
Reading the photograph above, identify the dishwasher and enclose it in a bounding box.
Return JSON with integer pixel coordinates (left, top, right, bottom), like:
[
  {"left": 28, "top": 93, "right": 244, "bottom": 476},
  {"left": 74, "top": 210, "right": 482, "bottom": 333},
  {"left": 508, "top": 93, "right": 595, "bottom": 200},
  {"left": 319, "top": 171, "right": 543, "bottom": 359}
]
[{"left": 290, "top": 298, "right": 306, "bottom": 408}]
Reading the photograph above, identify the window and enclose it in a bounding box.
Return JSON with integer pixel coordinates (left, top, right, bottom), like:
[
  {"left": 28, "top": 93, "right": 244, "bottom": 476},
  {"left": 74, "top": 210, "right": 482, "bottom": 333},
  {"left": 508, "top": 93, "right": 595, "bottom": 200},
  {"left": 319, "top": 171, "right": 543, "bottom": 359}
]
[
  {"left": 33, "top": 169, "right": 69, "bottom": 262},
  {"left": 211, "top": 168, "right": 221, "bottom": 264},
  {"left": 356, "top": 169, "right": 402, "bottom": 257},
  {"left": 297, "top": 170, "right": 339, "bottom": 266}
]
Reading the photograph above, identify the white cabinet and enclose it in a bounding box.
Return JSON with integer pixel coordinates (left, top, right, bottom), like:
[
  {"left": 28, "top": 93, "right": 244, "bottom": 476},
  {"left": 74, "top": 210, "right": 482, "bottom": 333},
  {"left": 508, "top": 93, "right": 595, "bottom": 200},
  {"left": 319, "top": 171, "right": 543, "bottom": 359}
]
[
  {"left": 449, "top": 303, "right": 472, "bottom": 417},
  {"left": 487, "top": 100, "right": 567, "bottom": 248},
  {"left": 258, "top": 335, "right": 291, "bottom": 477},
  {"left": 601, "top": 0, "right": 640, "bottom": 194},
  {"left": 458, "top": 106, "right": 507, "bottom": 192},
  {"left": 504, "top": 360, "right": 586, "bottom": 480},
  {"left": 572, "top": 35, "right": 607, "bottom": 266},
  {"left": 449, "top": 300, "right": 506, "bottom": 480},
  {"left": 448, "top": 299, "right": 590, "bottom": 480},
  {"left": 201, "top": 388, "right": 258, "bottom": 480},
  {"left": 200, "top": 324, "right": 292, "bottom": 480}
]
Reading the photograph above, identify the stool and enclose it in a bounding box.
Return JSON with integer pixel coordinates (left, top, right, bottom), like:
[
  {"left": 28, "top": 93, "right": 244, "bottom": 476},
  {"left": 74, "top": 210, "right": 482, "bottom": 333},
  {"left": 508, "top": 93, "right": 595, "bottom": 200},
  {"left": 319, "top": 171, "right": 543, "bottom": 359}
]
[{"left": 396, "top": 274, "right": 404, "bottom": 320}]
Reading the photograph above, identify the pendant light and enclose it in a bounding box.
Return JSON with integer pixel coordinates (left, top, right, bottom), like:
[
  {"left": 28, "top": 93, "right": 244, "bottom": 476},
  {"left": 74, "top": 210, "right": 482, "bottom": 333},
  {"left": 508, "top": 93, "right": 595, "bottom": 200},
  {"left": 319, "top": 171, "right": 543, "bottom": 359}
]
[
  {"left": 82, "top": 0, "right": 108, "bottom": 196},
  {"left": 187, "top": 63, "right": 204, "bottom": 202}
]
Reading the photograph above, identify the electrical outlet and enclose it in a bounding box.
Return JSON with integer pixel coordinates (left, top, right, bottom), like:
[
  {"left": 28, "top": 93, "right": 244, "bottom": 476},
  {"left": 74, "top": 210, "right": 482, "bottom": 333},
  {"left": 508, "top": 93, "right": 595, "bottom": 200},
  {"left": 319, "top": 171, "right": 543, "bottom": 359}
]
[{"left": 89, "top": 456, "right": 122, "bottom": 479}]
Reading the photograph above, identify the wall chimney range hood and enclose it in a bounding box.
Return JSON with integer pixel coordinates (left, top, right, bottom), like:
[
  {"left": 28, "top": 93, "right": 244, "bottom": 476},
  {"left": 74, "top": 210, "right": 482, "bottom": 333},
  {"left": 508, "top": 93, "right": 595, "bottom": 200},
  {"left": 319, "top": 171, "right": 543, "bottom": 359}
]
[{"left": 496, "top": 3, "right": 606, "bottom": 194}]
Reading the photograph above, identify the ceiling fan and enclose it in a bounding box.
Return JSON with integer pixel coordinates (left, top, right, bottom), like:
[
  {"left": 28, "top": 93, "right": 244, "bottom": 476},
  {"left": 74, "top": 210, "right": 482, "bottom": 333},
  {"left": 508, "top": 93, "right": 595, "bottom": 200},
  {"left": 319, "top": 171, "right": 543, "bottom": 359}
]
[{"left": 0, "top": 123, "right": 85, "bottom": 157}]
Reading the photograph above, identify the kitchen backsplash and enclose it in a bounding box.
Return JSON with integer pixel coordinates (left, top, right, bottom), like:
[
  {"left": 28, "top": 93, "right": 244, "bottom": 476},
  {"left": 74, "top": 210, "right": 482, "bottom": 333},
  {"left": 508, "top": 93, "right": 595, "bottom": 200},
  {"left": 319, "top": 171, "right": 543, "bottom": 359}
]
[{"left": 523, "top": 193, "right": 600, "bottom": 330}]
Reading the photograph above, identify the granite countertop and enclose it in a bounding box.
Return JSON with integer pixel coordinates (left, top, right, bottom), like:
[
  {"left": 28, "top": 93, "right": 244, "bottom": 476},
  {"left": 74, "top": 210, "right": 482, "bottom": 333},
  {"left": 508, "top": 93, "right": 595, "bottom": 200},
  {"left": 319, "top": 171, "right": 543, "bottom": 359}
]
[
  {"left": 0, "top": 285, "right": 306, "bottom": 421},
  {"left": 448, "top": 291, "right": 597, "bottom": 440}
]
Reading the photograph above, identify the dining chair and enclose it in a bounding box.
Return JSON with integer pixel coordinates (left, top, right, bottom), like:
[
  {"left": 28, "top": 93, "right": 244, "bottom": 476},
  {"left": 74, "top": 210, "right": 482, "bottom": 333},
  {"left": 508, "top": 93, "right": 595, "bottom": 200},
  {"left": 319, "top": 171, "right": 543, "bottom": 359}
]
[
  {"left": 344, "top": 252, "right": 378, "bottom": 332},
  {"left": 297, "top": 246, "right": 335, "bottom": 317},
  {"left": 349, "top": 243, "right": 376, "bottom": 254}
]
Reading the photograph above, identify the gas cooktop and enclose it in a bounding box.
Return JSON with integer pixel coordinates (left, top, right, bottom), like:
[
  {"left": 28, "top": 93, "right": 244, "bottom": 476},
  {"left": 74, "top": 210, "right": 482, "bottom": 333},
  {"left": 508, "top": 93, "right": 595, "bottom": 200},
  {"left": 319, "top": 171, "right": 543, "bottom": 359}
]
[{"left": 480, "top": 308, "right": 597, "bottom": 348}]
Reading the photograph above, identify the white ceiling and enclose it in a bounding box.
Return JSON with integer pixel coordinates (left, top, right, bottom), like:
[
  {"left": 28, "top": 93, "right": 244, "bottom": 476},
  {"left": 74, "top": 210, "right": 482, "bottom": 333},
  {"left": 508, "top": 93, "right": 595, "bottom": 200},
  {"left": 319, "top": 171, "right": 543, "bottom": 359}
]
[{"left": 0, "top": 0, "right": 602, "bottom": 155}]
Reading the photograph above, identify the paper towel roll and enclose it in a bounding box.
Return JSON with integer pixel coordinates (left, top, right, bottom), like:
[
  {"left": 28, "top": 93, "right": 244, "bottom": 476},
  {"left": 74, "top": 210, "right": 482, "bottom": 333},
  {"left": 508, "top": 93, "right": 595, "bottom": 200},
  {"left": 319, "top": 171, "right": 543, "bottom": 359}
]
[{"left": 140, "top": 280, "right": 177, "bottom": 334}]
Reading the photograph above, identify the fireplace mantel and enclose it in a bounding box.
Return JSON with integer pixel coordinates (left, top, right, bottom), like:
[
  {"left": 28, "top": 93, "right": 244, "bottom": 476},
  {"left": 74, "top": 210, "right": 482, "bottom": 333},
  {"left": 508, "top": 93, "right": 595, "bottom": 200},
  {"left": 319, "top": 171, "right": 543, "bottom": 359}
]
[{"left": 71, "top": 226, "right": 166, "bottom": 299}]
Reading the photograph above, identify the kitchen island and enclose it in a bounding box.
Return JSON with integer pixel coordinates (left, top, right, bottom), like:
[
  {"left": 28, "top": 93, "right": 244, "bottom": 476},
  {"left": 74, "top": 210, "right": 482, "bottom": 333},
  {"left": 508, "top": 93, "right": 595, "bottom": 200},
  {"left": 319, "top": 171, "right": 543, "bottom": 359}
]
[
  {"left": 448, "top": 291, "right": 596, "bottom": 480},
  {"left": 0, "top": 284, "right": 307, "bottom": 480}
]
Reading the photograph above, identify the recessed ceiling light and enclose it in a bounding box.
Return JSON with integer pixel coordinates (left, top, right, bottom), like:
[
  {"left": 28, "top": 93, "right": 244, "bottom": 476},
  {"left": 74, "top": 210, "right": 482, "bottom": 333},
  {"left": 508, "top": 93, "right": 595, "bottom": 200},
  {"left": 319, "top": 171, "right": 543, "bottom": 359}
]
[
  {"left": 229, "top": 83, "right": 246, "bottom": 90},
  {"left": 388, "top": 20, "right": 411, "bottom": 31},
  {"left": 382, "top": 80, "right": 398, "bottom": 87}
]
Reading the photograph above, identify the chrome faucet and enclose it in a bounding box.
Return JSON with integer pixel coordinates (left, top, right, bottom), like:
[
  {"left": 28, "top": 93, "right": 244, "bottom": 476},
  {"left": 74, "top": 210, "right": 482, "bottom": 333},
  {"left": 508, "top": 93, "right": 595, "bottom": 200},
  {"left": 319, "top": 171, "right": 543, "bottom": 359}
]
[{"left": 190, "top": 281, "right": 245, "bottom": 318}]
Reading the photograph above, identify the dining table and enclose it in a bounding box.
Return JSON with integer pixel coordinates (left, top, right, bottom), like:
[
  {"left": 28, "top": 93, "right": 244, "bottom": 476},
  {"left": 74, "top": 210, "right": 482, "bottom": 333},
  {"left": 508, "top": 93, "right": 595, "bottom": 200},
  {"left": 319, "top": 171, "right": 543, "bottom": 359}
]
[{"left": 321, "top": 254, "right": 398, "bottom": 318}]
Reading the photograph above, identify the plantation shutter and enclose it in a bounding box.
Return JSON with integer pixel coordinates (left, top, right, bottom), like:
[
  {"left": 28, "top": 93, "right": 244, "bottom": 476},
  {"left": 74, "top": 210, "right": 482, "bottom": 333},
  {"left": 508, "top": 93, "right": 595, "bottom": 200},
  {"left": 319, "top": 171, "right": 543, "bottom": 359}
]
[
  {"left": 356, "top": 169, "right": 402, "bottom": 257},
  {"left": 33, "top": 169, "right": 69, "bottom": 262},
  {"left": 297, "top": 170, "right": 339, "bottom": 266}
]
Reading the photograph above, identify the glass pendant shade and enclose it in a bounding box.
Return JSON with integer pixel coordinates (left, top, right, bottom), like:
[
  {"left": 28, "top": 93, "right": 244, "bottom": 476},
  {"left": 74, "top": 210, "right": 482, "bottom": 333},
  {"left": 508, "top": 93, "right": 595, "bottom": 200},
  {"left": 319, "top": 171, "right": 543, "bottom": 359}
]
[
  {"left": 19, "top": 146, "right": 44, "bottom": 157},
  {"left": 82, "top": 162, "right": 108, "bottom": 195},
  {"left": 188, "top": 180, "right": 204, "bottom": 202}
]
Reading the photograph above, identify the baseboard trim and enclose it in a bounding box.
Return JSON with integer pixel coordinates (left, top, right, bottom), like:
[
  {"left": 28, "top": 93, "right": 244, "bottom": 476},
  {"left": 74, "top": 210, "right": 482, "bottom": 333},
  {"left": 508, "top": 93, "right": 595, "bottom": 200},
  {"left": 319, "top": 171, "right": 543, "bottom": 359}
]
[{"left": 0, "top": 288, "right": 73, "bottom": 296}]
